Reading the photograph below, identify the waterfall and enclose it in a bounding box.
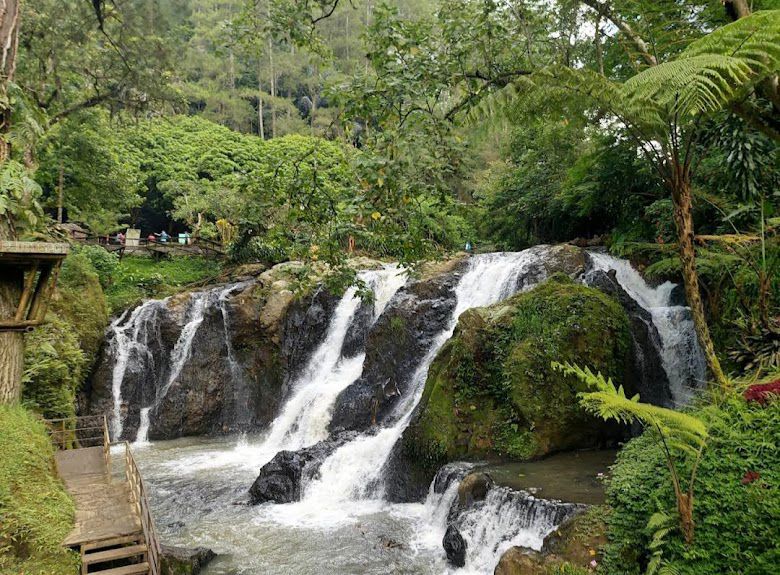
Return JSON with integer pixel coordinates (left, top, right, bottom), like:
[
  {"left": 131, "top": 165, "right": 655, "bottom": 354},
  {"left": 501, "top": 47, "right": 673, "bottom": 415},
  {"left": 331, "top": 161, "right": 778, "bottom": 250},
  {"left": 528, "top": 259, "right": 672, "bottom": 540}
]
[
  {"left": 454, "top": 487, "right": 578, "bottom": 573},
  {"left": 107, "top": 299, "right": 168, "bottom": 440},
  {"left": 587, "top": 252, "right": 706, "bottom": 404},
  {"left": 106, "top": 283, "right": 249, "bottom": 442},
  {"left": 251, "top": 265, "right": 407, "bottom": 461},
  {"left": 301, "top": 251, "right": 548, "bottom": 505}
]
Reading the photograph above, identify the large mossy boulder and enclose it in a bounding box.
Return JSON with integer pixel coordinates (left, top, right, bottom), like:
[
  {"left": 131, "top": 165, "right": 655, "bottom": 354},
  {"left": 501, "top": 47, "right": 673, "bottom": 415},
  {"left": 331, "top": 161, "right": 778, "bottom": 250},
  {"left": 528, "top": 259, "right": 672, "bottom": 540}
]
[{"left": 404, "top": 274, "right": 632, "bottom": 469}]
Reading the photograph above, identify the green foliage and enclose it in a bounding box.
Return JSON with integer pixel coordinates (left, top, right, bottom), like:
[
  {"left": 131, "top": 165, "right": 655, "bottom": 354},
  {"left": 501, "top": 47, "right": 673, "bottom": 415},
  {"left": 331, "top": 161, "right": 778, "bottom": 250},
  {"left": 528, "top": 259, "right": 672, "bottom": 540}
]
[
  {"left": 552, "top": 362, "right": 708, "bottom": 453},
  {"left": 71, "top": 245, "right": 120, "bottom": 289},
  {"left": 22, "top": 315, "right": 86, "bottom": 420},
  {"left": 603, "top": 393, "right": 780, "bottom": 575},
  {"left": 0, "top": 405, "right": 78, "bottom": 574},
  {"left": 0, "top": 160, "right": 44, "bottom": 239},
  {"left": 105, "top": 256, "right": 222, "bottom": 312},
  {"left": 51, "top": 252, "right": 110, "bottom": 362},
  {"left": 37, "top": 110, "right": 144, "bottom": 234}
]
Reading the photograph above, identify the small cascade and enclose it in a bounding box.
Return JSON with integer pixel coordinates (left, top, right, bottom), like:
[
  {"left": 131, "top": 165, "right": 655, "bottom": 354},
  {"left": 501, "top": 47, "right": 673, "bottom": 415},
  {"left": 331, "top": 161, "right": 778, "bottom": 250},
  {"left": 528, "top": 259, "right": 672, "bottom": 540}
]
[
  {"left": 106, "top": 282, "right": 248, "bottom": 442},
  {"left": 107, "top": 299, "right": 169, "bottom": 440},
  {"left": 251, "top": 265, "right": 407, "bottom": 462},
  {"left": 454, "top": 487, "right": 578, "bottom": 572},
  {"left": 587, "top": 252, "right": 707, "bottom": 404},
  {"left": 302, "top": 250, "right": 548, "bottom": 505}
]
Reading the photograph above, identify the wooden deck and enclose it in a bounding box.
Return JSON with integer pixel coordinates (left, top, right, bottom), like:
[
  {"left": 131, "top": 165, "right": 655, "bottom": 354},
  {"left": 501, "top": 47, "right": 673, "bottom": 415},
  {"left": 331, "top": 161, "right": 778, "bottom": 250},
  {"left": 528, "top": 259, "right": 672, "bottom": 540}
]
[
  {"left": 55, "top": 447, "right": 142, "bottom": 547},
  {"left": 46, "top": 416, "right": 161, "bottom": 575}
]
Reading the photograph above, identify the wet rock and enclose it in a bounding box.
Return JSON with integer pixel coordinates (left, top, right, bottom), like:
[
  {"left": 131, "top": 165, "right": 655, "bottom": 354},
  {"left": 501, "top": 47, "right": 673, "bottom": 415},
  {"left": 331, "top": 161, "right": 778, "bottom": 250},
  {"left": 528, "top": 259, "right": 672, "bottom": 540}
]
[
  {"left": 160, "top": 545, "right": 215, "bottom": 575},
  {"left": 443, "top": 525, "right": 467, "bottom": 567},
  {"left": 402, "top": 274, "right": 632, "bottom": 470},
  {"left": 458, "top": 472, "right": 494, "bottom": 507},
  {"left": 585, "top": 266, "right": 672, "bottom": 407},
  {"left": 87, "top": 262, "right": 342, "bottom": 440},
  {"left": 541, "top": 507, "right": 607, "bottom": 568},
  {"left": 329, "top": 263, "right": 466, "bottom": 433},
  {"left": 493, "top": 547, "right": 546, "bottom": 575},
  {"left": 249, "top": 431, "right": 358, "bottom": 504}
]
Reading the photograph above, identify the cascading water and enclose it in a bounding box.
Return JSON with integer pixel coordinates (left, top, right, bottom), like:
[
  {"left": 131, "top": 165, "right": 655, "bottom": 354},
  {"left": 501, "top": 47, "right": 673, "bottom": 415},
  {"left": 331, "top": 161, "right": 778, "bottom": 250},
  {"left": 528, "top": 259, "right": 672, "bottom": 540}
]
[
  {"left": 587, "top": 252, "right": 707, "bottom": 404},
  {"left": 172, "top": 264, "right": 408, "bottom": 472},
  {"left": 107, "top": 299, "right": 168, "bottom": 440},
  {"left": 300, "top": 250, "right": 548, "bottom": 509},
  {"left": 120, "top": 248, "right": 705, "bottom": 575},
  {"left": 251, "top": 265, "right": 407, "bottom": 458},
  {"left": 106, "top": 282, "right": 248, "bottom": 443}
]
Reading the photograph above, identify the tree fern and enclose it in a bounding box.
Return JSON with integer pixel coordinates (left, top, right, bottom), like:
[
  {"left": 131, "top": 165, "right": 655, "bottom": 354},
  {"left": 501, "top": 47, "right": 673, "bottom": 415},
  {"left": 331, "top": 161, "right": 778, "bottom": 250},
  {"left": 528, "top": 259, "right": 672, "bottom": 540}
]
[{"left": 552, "top": 362, "right": 708, "bottom": 452}]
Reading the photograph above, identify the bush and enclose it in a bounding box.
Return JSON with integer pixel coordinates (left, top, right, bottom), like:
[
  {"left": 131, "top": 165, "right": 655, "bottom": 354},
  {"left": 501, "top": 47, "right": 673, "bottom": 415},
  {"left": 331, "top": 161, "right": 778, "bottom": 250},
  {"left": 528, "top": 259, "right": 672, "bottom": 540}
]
[
  {"left": 603, "top": 392, "right": 780, "bottom": 574},
  {"left": 71, "top": 244, "right": 119, "bottom": 288},
  {"left": 22, "top": 315, "right": 87, "bottom": 420},
  {"left": 51, "top": 252, "right": 110, "bottom": 362},
  {"left": 0, "top": 405, "right": 79, "bottom": 574},
  {"left": 105, "top": 256, "right": 222, "bottom": 312}
]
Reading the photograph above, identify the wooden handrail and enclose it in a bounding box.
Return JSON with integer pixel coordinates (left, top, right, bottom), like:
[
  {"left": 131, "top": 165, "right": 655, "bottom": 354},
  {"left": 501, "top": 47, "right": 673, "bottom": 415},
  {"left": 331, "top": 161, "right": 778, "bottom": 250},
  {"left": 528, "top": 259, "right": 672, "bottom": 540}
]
[{"left": 124, "top": 442, "right": 161, "bottom": 575}]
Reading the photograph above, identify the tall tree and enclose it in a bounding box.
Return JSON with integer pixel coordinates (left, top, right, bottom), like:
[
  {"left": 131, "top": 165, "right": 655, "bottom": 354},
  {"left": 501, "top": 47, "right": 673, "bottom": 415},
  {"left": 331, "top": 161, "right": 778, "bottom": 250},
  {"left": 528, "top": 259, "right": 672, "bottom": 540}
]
[
  {"left": 486, "top": 11, "right": 780, "bottom": 388},
  {"left": 0, "top": 0, "right": 25, "bottom": 403}
]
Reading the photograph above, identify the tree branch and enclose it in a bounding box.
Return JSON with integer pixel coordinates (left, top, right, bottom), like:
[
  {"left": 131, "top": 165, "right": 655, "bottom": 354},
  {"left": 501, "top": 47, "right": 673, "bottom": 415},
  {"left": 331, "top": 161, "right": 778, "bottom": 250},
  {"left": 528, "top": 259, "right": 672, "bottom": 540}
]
[{"left": 579, "top": 0, "right": 657, "bottom": 67}]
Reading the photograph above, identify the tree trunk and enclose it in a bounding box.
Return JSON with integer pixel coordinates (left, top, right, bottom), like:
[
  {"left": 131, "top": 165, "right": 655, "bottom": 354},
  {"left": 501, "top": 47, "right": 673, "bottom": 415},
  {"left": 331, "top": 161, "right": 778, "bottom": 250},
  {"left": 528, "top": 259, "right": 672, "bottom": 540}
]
[
  {"left": 57, "top": 160, "right": 64, "bottom": 223},
  {"left": 0, "top": 0, "right": 24, "bottom": 405},
  {"left": 0, "top": 265, "right": 23, "bottom": 404},
  {"left": 671, "top": 180, "right": 728, "bottom": 390}
]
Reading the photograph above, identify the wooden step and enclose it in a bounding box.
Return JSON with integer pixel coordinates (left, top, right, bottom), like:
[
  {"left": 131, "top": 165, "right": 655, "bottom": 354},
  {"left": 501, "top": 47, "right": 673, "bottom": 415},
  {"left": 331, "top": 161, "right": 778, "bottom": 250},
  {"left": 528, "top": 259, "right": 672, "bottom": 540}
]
[
  {"left": 84, "top": 544, "right": 147, "bottom": 565},
  {"left": 82, "top": 533, "right": 144, "bottom": 551},
  {"left": 89, "top": 562, "right": 149, "bottom": 575}
]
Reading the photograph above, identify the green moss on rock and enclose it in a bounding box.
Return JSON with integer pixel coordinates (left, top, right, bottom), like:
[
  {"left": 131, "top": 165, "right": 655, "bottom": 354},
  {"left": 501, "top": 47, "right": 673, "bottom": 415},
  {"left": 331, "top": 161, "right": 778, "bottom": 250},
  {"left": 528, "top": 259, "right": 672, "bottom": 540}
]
[{"left": 406, "top": 274, "right": 632, "bottom": 467}]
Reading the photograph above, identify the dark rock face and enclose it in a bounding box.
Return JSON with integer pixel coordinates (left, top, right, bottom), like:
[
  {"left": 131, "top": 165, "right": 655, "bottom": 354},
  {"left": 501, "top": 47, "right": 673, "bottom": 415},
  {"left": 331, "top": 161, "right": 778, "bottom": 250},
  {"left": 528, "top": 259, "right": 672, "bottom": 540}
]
[
  {"left": 584, "top": 266, "right": 673, "bottom": 407},
  {"left": 87, "top": 275, "right": 341, "bottom": 441},
  {"left": 443, "top": 525, "right": 467, "bottom": 567},
  {"left": 329, "top": 264, "right": 465, "bottom": 433},
  {"left": 160, "top": 545, "right": 215, "bottom": 575},
  {"left": 249, "top": 431, "right": 358, "bottom": 504}
]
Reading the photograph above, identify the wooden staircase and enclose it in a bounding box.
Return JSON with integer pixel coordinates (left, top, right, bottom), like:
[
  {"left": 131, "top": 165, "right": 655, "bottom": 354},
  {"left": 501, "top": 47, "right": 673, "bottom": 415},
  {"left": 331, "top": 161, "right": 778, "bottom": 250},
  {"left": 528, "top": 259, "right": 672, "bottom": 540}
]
[{"left": 46, "top": 416, "right": 161, "bottom": 575}]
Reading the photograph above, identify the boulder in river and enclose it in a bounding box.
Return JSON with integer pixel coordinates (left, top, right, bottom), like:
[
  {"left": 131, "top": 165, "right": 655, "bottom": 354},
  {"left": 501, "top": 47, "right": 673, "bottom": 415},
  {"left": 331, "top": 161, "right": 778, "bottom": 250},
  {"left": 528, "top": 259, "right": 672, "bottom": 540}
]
[
  {"left": 249, "top": 431, "right": 358, "bottom": 504},
  {"left": 401, "top": 274, "right": 633, "bottom": 483},
  {"left": 329, "top": 260, "right": 466, "bottom": 432},
  {"left": 443, "top": 525, "right": 467, "bottom": 567},
  {"left": 160, "top": 544, "right": 215, "bottom": 575}
]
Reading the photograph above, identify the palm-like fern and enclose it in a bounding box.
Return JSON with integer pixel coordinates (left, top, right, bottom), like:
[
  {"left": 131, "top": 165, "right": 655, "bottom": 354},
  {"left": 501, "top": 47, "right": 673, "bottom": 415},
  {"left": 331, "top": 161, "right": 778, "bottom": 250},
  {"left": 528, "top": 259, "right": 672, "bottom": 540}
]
[
  {"left": 469, "top": 10, "right": 780, "bottom": 139},
  {"left": 552, "top": 361, "right": 708, "bottom": 544},
  {"left": 552, "top": 362, "right": 708, "bottom": 453}
]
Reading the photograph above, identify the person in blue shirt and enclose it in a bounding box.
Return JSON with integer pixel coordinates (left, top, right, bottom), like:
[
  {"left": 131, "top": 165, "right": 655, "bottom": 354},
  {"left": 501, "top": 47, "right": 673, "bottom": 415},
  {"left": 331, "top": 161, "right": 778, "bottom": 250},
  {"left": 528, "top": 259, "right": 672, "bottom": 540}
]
[{"left": 159, "top": 230, "right": 169, "bottom": 243}]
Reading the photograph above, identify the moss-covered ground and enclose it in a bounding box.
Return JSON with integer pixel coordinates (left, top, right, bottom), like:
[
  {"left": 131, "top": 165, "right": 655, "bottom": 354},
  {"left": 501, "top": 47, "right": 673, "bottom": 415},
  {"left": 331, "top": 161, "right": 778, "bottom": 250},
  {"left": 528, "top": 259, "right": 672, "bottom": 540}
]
[
  {"left": 0, "top": 405, "right": 79, "bottom": 575},
  {"left": 105, "top": 255, "right": 222, "bottom": 313}
]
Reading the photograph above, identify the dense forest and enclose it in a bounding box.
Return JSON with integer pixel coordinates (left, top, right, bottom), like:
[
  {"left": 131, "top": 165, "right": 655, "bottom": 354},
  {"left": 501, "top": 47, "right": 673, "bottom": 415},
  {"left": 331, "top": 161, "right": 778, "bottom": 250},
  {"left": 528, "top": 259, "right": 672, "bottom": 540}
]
[{"left": 0, "top": 1, "right": 778, "bottom": 575}]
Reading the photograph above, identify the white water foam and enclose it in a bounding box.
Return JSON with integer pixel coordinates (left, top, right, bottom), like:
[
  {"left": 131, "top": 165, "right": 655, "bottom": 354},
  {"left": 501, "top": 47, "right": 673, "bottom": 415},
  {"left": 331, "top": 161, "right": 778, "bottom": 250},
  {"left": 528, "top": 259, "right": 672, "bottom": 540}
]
[
  {"left": 587, "top": 251, "right": 706, "bottom": 404},
  {"left": 163, "top": 264, "right": 407, "bottom": 472},
  {"left": 108, "top": 300, "right": 168, "bottom": 440},
  {"left": 295, "top": 250, "right": 548, "bottom": 520}
]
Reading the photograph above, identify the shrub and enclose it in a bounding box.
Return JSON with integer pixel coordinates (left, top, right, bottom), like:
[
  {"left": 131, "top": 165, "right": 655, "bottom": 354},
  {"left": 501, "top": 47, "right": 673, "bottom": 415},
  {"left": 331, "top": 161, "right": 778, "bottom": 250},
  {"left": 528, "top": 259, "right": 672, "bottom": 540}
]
[
  {"left": 22, "top": 315, "right": 87, "bottom": 420},
  {"left": 0, "top": 405, "right": 79, "bottom": 574},
  {"left": 51, "top": 252, "right": 110, "bottom": 362},
  {"left": 71, "top": 245, "right": 119, "bottom": 288},
  {"left": 603, "top": 394, "right": 780, "bottom": 575}
]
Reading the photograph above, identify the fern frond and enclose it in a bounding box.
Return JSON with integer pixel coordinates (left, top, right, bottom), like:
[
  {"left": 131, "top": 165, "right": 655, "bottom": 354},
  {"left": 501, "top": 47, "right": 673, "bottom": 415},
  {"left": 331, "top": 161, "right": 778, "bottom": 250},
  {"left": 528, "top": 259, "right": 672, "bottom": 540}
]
[
  {"left": 683, "top": 10, "right": 780, "bottom": 64},
  {"left": 552, "top": 362, "right": 708, "bottom": 449}
]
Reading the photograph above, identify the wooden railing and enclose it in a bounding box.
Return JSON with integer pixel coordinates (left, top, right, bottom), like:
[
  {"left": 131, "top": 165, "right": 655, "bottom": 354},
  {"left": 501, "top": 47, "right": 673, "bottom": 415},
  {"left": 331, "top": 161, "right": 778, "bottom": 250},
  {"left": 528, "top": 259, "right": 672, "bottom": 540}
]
[
  {"left": 44, "top": 415, "right": 109, "bottom": 451},
  {"left": 124, "top": 442, "right": 161, "bottom": 575},
  {"left": 45, "top": 415, "right": 161, "bottom": 574},
  {"left": 73, "top": 233, "right": 225, "bottom": 258}
]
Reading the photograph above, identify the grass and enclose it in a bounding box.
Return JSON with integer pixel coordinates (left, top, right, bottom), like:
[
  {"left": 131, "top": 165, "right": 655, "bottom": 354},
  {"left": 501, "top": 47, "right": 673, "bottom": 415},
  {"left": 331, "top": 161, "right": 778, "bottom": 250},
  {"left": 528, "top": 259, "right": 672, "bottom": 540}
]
[
  {"left": 0, "top": 405, "right": 78, "bottom": 574},
  {"left": 105, "top": 256, "right": 223, "bottom": 312}
]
